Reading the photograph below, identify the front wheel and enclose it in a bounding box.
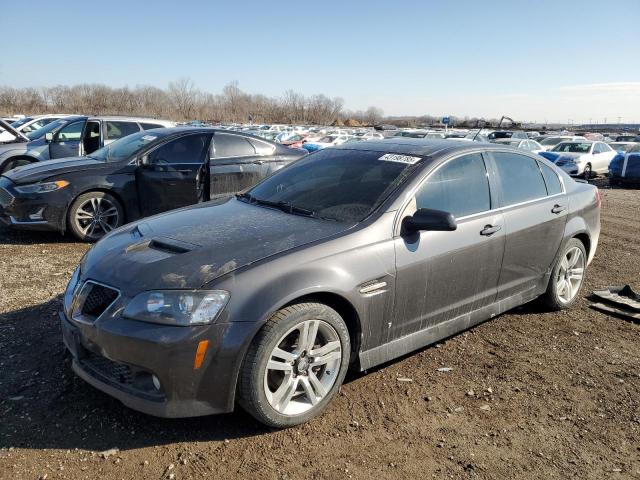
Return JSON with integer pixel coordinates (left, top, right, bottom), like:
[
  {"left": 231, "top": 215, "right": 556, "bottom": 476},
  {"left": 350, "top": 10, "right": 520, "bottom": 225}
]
[
  {"left": 583, "top": 163, "right": 592, "bottom": 181},
  {"left": 238, "top": 302, "right": 351, "bottom": 428},
  {"left": 67, "top": 191, "right": 124, "bottom": 242},
  {"left": 539, "top": 238, "right": 587, "bottom": 310},
  {"left": 0, "top": 157, "right": 32, "bottom": 174}
]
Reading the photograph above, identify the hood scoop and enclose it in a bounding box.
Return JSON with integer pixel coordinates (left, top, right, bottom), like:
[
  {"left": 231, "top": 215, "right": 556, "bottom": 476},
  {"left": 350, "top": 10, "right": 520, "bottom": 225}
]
[{"left": 148, "top": 237, "right": 200, "bottom": 254}]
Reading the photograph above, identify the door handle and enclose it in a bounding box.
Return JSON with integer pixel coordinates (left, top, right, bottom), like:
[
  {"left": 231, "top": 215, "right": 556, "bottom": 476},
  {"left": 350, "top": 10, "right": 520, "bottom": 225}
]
[
  {"left": 480, "top": 224, "right": 501, "bottom": 236},
  {"left": 551, "top": 204, "right": 567, "bottom": 214},
  {"left": 252, "top": 160, "right": 264, "bottom": 165}
]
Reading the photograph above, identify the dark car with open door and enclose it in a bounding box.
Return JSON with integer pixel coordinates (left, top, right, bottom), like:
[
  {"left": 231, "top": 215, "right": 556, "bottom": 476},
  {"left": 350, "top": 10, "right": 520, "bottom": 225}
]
[{"left": 0, "top": 128, "right": 306, "bottom": 241}]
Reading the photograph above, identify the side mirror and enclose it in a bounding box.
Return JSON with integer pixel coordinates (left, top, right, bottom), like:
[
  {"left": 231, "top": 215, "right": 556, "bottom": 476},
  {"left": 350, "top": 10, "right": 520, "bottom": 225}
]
[
  {"left": 45, "top": 132, "right": 54, "bottom": 143},
  {"left": 402, "top": 208, "right": 457, "bottom": 234},
  {"left": 137, "top": 156, "right": 150, "bottom": 167}
]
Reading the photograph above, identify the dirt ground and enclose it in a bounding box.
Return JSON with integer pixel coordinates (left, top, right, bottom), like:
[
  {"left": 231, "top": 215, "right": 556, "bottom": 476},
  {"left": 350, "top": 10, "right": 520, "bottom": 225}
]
[{"left": 0, "top": 179, "right": 638, "bottom": 480}]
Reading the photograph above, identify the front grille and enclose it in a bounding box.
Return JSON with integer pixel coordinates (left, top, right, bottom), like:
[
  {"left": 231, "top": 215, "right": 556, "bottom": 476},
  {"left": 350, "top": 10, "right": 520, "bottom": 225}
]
[
  {"left": 72, "top": 281, "right": 119, "bottom": 322},
  {"left": 82, "top": 351, "right": 133, "bottom": 386},
  {"left": 0, "top": 187, "right": 13, "bottom": 208}
]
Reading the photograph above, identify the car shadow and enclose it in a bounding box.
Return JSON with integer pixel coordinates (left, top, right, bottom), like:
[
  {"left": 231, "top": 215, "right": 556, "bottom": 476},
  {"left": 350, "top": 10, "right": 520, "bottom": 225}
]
[
  {"left": 0, "top": 297, "right": 273, "bottom": 452},
  {"left": 0, "top": 225, "right": 79, "bottom": 245}
]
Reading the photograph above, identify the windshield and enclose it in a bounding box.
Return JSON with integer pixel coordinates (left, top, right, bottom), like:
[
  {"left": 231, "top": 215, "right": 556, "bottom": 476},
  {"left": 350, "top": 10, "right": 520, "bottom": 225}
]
[
  {"left": 10, "top": 117, "right": 34, "bottom": 128},
  {"left": 246, "top": 148, "right": 422, "bottom": 223},
  {"left": 90, "top": 131, "right": 162, "bottom": 162},
  {"left": 629, "top": 144, "right": 640, "bottom": 153},
  {"left": 497, "top": 139, "right": 520, "bottom": 146},
  {"left": 552, "top": 142, "right": 592, "bottom": 153},
  {"left": 25, "top": 118, "right": 69, "bottom": 140},
  {"left": 541, "top": 137, "right": 569, "bottom": 146},
  {"left": 488, "top": 131, "right": 512, "bottom": 139},
  {"left": 317, "top": 135, "right": 337, "bottom": 143},
  {"left": 610, "top": 143, "right": 635, "bottom": 152}
]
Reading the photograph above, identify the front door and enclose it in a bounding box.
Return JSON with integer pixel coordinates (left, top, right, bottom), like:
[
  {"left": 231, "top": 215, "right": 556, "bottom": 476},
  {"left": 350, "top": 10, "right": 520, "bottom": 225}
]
[
  {"left": 49, "top": 120, "right": 86, "bottom": 159},
  {"left": 136, "top": 133, "right": 211, "bottom": 217},
  {"left": 487, "top": 151, "right": 568, "bottom": 300},
  {"left": 209, "top": 133, "right": 271, "bottom": 199},
  {"left": 392, "top": 152, "right": 505, "bottom": 341}
]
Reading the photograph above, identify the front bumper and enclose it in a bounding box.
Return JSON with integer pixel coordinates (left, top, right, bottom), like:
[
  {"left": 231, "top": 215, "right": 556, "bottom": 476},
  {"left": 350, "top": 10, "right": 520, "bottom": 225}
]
[
  {"left": 60, "top": 309, "right": 257, "bottom": 418},
  {"left": 0, "top": 180, "right": 66, "bottom": 232}
]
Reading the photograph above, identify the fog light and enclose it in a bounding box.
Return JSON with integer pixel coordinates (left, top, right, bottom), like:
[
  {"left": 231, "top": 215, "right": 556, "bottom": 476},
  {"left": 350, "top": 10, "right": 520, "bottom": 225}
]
[
  {"left": 29, "top": 208, "right": 44, "bottom": 220},
  {"left": 152, "top": 374, "right": 161, "bottom": 390}
]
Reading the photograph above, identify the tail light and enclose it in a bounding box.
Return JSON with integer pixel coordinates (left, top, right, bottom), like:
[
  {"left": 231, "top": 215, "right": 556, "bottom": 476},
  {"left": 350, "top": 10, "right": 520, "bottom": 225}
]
[{"left": 595, "top": 188, "right": 602, "bottom": 207}]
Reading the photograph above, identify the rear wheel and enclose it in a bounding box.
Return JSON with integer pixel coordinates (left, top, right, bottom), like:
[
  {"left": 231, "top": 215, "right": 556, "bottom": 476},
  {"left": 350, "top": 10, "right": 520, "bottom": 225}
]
[
  {"left": 238, "top": 302, "right": 350, "bottom": 428},
  {"left": 67, "top": 191, "right": 123, "bottom": 242},
  {"left": 540, "top": 238, "right": 587, "bottom": 310}
]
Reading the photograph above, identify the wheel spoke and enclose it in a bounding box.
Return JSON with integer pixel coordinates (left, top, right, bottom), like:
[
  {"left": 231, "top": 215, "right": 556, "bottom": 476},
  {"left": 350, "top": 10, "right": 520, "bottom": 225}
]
[
  {"left": 75, "top": 210, "right": 94, "bottom": 220},
  {"left": 310, "top": 350, "right": 341, "bottom": 368},
  {"left": 277, "top": 377, "right": 299, "bottom": 411},
  {"left": 307, "top": 371, "right": 327, "bottom": 398},
  {"left": 271, "top": 347, "right": 296, "bottom": 363},
  {"left": 300, "top": 377, "right": 319, "bottom": 405},
  {"left": 271, "top": 374, "right": 296, "bottom": 407},
  {"left": 267, "top": 359, "right": 293, "bottom": 372},
  {"left": 98, "top": 219, "right": 113, "bottom": 233},
  {"left": 310, "top": 340, "right": 340, "bottom": 358},
  {"left": 101, "top": 206, "right": 118, "bottom": 217},
  {"left": 300, "top": 320, "right": 319, "bottom": 351}
]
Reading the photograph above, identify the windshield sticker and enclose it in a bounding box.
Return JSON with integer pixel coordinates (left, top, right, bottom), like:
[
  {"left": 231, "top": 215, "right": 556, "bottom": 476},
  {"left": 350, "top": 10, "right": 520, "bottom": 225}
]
[
  {"left": 141, "top": 135, "right": 157, "bottom": 141},
  {"left": 378, "top": 153, "right": 421, "bottom": 164}
]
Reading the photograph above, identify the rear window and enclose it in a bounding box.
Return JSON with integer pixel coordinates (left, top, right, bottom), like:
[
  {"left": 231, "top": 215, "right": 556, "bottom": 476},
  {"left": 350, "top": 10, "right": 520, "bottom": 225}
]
[
  {"left": 140, "top": 122, "right": 166, "bottom": 130},
  {"left": 247, "top": 149, "right": 422, "bottom": 223}
]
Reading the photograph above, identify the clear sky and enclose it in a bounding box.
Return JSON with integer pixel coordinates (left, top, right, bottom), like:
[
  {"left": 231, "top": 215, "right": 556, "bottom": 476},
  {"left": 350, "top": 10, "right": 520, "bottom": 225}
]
[{"left": 1, "top": 0, "right": 639, "bottom": 123}]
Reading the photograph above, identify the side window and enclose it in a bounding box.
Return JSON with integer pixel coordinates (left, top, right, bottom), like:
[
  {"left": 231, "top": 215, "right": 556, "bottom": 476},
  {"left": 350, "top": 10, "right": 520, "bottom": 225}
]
[
  {"left": 539, "top": 161, "right": 563, "bottom": 195},
  {"left": 140, "top": 122, "right": 165, "bottom": 130},
  {"left": 211, "top": 133, "right": 256, "bottom": 158},
  {"left": 492, "top": 152, "right": 547, "bottom": 205},
  {"left": 23, "top": 118, "right": 57, "bottom": 133},
  {"left": 56, "top": 121, "right": 85, "bottom": 141},
  {"left": 599, "top": 142, "right": 612, "bottom": 152},
  {"left": 148, "top": 134, "right": 209, "bottom": 165},
  {"left": 105, "top": 121, "right": 141, "bottom": 141},
  {"left": 415, "top": 153, "right": 491, "bottom": 218}
]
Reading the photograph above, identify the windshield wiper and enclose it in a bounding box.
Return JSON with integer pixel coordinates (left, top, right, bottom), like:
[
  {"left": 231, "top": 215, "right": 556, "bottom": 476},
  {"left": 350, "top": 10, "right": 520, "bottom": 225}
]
[{"left": 236, "top": 193, "right": 316, "bottom": 217}]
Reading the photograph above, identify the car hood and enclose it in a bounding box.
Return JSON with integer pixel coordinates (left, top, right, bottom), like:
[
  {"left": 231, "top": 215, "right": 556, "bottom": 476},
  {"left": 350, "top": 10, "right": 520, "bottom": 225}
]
[
  {"left": 3, "top": 156, "right": 106, "bottom": 184},
  {"left": 80, "top": 198, "right": 352, "bottom": 294}
]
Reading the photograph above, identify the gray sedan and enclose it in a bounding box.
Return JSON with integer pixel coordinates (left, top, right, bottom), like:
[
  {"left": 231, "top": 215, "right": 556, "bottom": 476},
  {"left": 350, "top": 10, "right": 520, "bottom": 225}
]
[{"left": 60, "top": 139, "right": 600, "bottom": 427}]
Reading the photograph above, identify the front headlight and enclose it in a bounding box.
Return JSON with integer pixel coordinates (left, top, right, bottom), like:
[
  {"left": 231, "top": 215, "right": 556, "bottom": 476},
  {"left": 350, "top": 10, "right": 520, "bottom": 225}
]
[
  {"left": 15, "top": 180, "right": 69, "bottom": 194},
  {"left": 123, "top": 290, "right": 229, "bottom": 326}
]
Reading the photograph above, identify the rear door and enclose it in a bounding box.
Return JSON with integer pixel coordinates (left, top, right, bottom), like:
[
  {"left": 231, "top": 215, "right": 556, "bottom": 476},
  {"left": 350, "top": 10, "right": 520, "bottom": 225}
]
[
  {"left": 136, "top": 133, "right": 211, "bottom": 216},
  {"left": 209, "top": 133, "right": 272, "bottom": 199},
  {"left": 392, "top": 152, "right": 505, "bottom": 340},
  {"left": 49, "top": 120, "right": 86, "bottom": 159},
  {"left": 487, "top": 151, "right": 567, "bottom": 301},
  {"left": 593, "top": 142, "right": 615, "bottom": 173}
]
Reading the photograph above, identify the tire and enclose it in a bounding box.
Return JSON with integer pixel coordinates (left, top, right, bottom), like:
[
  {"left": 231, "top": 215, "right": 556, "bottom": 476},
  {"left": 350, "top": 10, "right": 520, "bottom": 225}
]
[
  {"left": 238, "top": 302, "right": 351, "bottom": 428},
  {"left": 67, "top": 191, "right": 124, "bottom": 242},
  {"left": 583, "top": 163, "right": 592, "bottom": 181},
  {"left": 609, "top": 177, "right": 620, "bottom": 187},
  {"left": 539, "top": 238, "right": 587, "bottom": 310},
  {"left": 0, "top": 157, "right": 32, "bottom": 174}
]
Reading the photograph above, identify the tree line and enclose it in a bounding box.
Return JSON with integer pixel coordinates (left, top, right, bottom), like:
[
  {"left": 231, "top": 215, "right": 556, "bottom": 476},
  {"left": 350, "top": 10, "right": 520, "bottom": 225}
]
[
  {"left": 0, "top": 79, "right": 376, "bottom": 125},
  {"left": 0, "top": 78, "right": 519, "bottom": 128}
]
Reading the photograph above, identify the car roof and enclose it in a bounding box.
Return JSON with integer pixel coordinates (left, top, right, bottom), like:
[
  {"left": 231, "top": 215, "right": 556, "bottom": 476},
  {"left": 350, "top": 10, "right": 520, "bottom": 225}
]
[
  {"left": 333, "top": 138, "right": 503, "bottom": 157},
  {"left": 86, "top": 116, "right": 174, "bottom": 124}
]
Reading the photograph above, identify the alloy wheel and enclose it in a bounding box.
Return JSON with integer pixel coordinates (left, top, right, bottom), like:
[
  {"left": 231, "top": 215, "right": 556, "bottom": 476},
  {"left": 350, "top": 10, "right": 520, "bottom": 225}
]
[
  {"left": 74, "top": 196, "right": 120, "bottom": 239},
  {"left": 556, "top": 246, "right": 585, "bottom": 304},
  {"left": 264, "top": 319, "right": 342, "bottom": 416}
]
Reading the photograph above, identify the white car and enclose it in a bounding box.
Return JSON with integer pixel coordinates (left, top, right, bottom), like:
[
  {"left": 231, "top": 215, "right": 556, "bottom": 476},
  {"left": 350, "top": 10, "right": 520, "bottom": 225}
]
[
  {"left": 0, "top": 114, "right": 75, "bottom": 143},
  {"left": 549, "top": 141, "right": 616, "bottom": 179},
  {"left": 538, "top": 135, "right": 586, "bottom": 151},
  {"left": 493, "top": 138, "right": 544, "bottom": 153},
  {"left": 303, "top": 134, "right": 351, "bottom": 151}
]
